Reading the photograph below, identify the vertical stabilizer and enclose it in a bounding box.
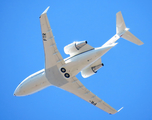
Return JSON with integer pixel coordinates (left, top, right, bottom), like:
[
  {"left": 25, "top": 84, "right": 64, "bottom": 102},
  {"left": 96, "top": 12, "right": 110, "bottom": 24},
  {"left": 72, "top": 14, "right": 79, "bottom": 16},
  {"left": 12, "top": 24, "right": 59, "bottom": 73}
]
[{"left": 116, "top": 11, "right": 126, "bottom": 34}]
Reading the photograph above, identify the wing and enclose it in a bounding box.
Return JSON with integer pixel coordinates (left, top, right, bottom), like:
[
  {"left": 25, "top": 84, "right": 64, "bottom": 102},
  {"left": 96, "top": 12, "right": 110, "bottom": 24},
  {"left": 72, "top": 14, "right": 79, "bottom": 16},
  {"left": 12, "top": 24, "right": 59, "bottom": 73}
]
[
  {"left": 60, "top": 76, "right": 118, "bottom": 114},
  {"left": 39, "top": 7, "right": 65, "bottom": 69}
]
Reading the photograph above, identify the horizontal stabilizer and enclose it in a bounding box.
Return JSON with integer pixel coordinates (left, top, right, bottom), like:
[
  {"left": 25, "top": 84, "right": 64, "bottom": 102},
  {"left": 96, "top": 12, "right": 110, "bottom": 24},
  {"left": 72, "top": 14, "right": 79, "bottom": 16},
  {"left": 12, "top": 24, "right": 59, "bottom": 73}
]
[{"left": 122, "top": 31, "right": 144, "bottom": 45}]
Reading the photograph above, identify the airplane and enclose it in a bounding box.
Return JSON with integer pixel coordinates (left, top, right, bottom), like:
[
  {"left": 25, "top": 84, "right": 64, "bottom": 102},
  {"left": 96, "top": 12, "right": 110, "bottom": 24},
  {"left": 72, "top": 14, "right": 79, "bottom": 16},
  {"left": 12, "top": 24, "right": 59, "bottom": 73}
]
[{"left": 14, "top": 6, "right": 143, "bottom": 114}]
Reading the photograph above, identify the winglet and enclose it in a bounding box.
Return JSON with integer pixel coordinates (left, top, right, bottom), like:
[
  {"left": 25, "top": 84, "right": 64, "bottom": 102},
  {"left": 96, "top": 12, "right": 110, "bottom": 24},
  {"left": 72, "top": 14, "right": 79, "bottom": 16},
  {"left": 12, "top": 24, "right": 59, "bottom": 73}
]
[
  {"left": 118, "top": 107, "right": 124, "bottom": 112},
  {"left": 41, "top": 6, "right": 50, "bottom": 15}
]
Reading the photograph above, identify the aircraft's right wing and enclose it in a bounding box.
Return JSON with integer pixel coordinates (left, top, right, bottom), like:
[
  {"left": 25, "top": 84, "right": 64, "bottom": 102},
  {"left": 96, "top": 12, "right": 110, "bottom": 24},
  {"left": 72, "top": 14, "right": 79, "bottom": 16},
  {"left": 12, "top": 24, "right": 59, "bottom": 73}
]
[
  {"left": 39, "top": 7, "right": 65, "bottom": 69},
  {"left": 60, "top": 76, "right": 119, "bottom": 114}
]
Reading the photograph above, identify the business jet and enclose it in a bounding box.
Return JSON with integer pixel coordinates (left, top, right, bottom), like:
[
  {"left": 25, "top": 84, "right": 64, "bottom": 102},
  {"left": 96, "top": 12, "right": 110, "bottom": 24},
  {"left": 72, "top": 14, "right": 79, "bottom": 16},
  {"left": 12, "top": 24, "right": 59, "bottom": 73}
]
[{"left": 14, "top": 7, "right": 143, "bottom": 114}]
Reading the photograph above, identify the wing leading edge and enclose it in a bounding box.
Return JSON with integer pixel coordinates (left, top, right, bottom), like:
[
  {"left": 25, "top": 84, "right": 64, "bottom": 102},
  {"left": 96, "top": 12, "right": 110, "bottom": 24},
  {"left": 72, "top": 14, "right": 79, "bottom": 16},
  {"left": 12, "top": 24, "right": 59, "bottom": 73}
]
[{"left": 39, "top": 7, "right": 65, "bottom": 69}]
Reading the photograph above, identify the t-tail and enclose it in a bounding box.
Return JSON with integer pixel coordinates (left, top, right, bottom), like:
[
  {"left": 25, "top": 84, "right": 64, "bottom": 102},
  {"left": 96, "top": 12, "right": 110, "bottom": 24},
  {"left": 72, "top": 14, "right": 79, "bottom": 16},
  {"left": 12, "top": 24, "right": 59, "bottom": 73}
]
[
  {"left": 102, "top": 11, "right": 144, "bottom": 47},
  {"left": 116, "top": 11, "right": 143, "bottom": 45}
]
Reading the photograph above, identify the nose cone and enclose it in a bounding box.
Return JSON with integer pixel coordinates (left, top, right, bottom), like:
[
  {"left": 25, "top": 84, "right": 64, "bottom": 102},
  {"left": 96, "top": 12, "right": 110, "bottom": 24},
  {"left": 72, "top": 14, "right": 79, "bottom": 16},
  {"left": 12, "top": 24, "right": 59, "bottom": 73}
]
[
  {"left": 14, "top": 89, "right": 19, "bottom": 96},
  {"left": 13, "top": 78, "right": 30, "bottom": 96},
  {"left": 14, "top": 84, "right": 24, "bottom": 96},
  {"left": 14, "top": 77, "right": 33, "bottom": 96}
]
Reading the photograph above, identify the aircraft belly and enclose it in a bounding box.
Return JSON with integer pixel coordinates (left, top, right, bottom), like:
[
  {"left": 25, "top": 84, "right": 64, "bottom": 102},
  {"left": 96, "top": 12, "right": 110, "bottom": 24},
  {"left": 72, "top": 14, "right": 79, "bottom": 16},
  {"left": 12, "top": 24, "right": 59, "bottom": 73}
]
[{"left": 45, "top": 65, "right": 68, "bottom": 87}]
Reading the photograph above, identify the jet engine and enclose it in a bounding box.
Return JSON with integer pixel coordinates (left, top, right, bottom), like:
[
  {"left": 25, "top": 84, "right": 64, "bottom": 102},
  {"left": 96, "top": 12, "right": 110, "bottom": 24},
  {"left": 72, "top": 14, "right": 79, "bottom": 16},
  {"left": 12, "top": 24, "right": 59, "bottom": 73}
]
[
  {"left": 81, "top": 64, "right": 103, "bottom": 78},
  {"left": 64, "top": 41, "right": 87, "bottom": 55}
]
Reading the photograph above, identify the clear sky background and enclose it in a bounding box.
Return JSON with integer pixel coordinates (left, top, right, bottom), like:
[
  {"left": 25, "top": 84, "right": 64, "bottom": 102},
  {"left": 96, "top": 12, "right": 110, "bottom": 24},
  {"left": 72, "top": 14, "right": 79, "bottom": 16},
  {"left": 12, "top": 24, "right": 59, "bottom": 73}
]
[{"left": 0, "top": 0, "right": 152, "bottom": 120}]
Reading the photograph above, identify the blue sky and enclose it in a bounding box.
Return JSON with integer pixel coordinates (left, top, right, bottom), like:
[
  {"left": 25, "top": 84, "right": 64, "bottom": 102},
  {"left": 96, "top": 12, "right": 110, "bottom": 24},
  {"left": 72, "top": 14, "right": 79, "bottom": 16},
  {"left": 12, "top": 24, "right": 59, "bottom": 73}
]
[{"left": 0, "top": 0, "right": 152, "bottom": 120}]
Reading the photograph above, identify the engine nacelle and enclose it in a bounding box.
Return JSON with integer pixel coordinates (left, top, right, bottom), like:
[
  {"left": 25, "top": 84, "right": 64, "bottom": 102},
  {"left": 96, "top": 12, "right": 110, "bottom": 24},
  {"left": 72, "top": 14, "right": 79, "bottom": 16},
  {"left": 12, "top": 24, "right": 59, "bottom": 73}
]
[
  {"left": 81, "top": 64, "right": 103, "bottom": 78},
  {"left": 64, "top": 41, "right": 87, "bottom": 55}
]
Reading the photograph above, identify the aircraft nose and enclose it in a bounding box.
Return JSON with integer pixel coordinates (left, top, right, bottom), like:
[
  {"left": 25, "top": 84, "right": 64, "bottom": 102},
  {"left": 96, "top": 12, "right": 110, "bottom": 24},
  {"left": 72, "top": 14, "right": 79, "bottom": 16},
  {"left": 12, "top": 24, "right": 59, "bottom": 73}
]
[
  {"left": 14, "top": 84, "right": 24, "bottom": 96},
  {"left": 14, "top": 90, "right": 19, "bottom": 96},
  {"left": 14, "top": 77, "right": 31, "bottom": 96},
  {"left": 14, "top": 87, "right": 20, "bottom": 96}
]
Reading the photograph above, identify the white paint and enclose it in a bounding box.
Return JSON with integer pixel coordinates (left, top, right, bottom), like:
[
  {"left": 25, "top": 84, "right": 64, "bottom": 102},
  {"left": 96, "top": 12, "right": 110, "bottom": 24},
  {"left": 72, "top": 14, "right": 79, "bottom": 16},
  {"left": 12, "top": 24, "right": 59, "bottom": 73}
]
[{"left": 14, "top": 8, "right": 143, "bottom": 114}]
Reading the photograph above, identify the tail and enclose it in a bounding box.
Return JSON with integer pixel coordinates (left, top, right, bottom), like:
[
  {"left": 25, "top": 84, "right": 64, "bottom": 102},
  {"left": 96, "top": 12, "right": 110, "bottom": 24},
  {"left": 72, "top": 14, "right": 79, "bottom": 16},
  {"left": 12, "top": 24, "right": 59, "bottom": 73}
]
[{"left": 116, "top": 11, "right": 144, "bottom": 45}]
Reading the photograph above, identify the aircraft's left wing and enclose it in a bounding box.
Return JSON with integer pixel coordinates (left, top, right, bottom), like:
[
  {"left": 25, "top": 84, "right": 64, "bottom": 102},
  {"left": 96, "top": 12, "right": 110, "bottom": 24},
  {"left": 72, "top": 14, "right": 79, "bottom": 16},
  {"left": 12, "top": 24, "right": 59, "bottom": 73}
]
[
  {"left": 60, "top": 76, "right": 119, "bottom": 114},
  {"left": 39, "top": 7, "right": 65, "bottom": 69}
]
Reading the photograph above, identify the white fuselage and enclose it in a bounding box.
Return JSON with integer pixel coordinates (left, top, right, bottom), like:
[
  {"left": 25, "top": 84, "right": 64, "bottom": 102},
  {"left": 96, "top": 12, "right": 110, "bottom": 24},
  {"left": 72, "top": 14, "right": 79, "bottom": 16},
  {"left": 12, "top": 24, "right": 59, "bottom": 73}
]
[
  {"left": 63, "top": 45, "right": 116, "bottom": 77},
  {"left": 14, "top": 42, "right": 117, "bottom": 96}
]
